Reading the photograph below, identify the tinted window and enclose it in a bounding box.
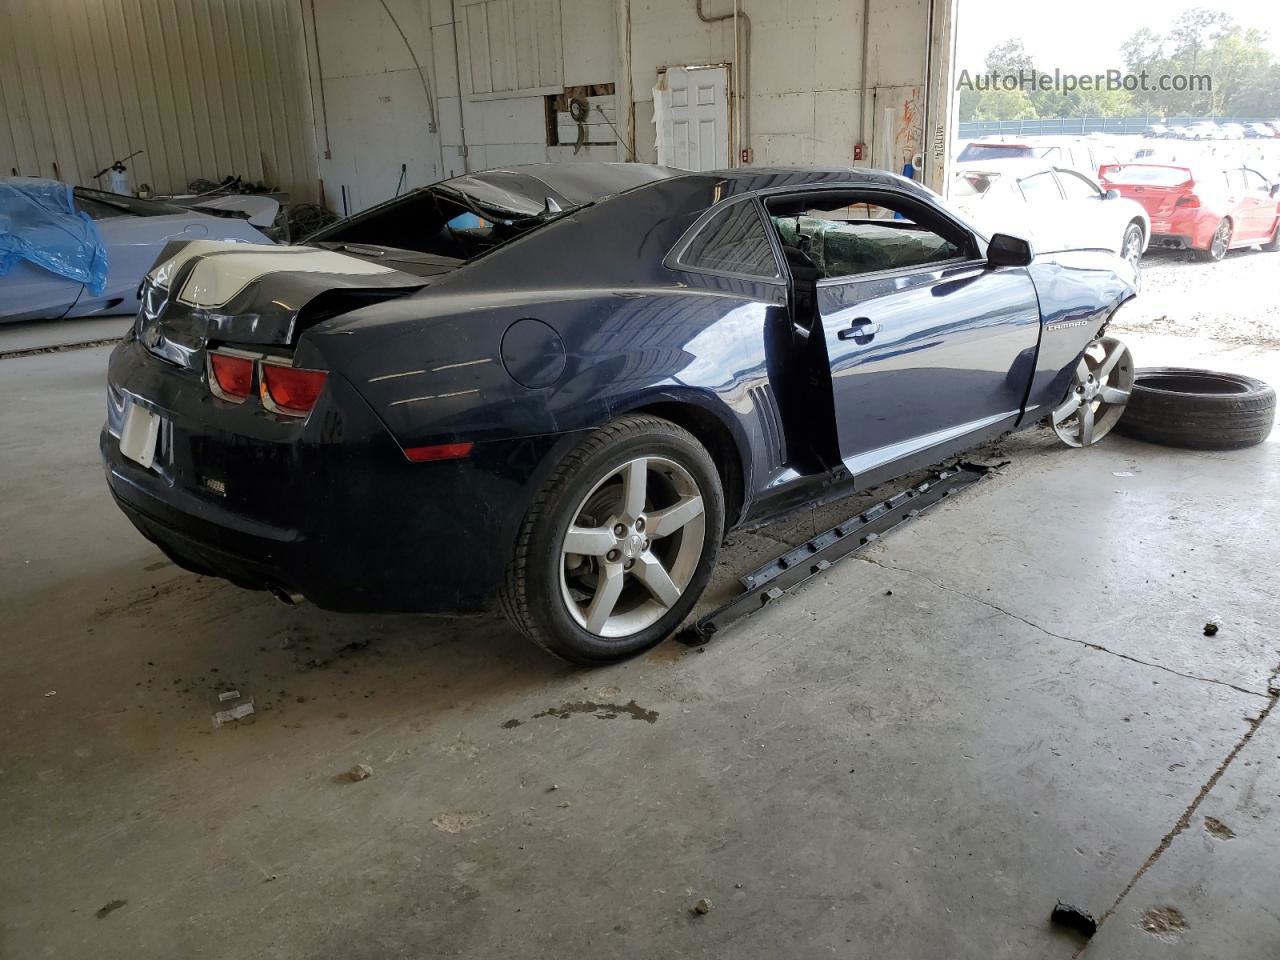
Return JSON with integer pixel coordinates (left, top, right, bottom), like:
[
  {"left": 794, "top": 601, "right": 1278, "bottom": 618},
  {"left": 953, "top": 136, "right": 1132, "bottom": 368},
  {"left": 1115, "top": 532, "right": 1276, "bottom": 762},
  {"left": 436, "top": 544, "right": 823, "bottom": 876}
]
[
  {"left": 767, "top": 194, "right": 966, "bottom": 281},
  {"left": 681, "top": 201, "right": 781, "bottom": 278},
  {"left": 1058, "top": 171, "right": 1101, "bottom": 201},
  {"left": 1019, "top": 173, "right": 1063, "bottom": 202}
]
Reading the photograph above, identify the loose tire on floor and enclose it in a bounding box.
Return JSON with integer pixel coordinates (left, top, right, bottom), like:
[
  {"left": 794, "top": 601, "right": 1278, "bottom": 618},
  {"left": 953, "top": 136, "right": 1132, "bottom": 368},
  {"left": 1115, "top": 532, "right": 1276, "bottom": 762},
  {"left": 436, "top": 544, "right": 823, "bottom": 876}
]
[
  {"left": 501, "top": 414, "right": 725, "bottom": 664},
  {"left": 1114, "top": 367, "right": 1276, "bottom": 450}
]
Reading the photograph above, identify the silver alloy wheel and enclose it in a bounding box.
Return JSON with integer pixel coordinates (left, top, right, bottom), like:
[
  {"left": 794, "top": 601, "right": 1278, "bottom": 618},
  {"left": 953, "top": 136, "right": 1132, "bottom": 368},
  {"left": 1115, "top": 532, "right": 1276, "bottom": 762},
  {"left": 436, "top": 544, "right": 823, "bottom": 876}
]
[
  {"left": 1052, "top": 336, "right": 1135, "bottom": 448},
  {"left": 1210, "top": 219, "right": 1231, "bottom": 260},
  {"left": 559, "top": 455, "right": 706, "bottom": 639},
  {"left": 1121, "top": 223, "right": 1144, "bottom": 272}
]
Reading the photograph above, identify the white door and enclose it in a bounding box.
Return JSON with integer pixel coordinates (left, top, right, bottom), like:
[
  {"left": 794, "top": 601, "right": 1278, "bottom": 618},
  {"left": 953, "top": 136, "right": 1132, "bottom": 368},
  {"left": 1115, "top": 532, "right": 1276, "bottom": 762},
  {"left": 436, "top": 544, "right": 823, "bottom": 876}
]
[{"left": 657, "top": 66, "right": 730, "bottom": 171}]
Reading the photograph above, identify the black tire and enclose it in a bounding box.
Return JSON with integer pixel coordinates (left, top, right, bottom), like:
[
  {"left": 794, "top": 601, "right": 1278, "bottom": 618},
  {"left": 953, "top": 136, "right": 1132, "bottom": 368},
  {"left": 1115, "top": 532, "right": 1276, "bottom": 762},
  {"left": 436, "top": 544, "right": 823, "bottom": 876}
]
[
  {"left": 1196, "top": 219, "right": 1232, "bottom": 262},
  {"left": 1114, "top": 368, "right": 1276, "bottom": 450},
  {"left": 501, "top": 414, "right": 725, "bottom": 664}
]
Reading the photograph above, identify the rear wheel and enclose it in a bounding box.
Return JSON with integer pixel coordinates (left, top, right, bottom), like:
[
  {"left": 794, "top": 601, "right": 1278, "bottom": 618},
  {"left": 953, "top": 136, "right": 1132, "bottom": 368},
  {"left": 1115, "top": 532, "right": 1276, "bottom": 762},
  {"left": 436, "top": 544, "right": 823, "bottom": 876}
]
[
  {"left": 502, "top": 415, "right": 724, "bottom": 664},
  {"left": 1197, "top": 218, "right": 1232, "bottom": 262}
]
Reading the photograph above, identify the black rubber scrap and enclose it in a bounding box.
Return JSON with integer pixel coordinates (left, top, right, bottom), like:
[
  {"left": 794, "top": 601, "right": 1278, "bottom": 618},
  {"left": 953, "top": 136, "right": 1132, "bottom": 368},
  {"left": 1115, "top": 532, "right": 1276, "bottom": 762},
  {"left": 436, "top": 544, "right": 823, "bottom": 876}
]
[{"left": 1051, "top": 901, "right": 1098, "bottom": 938}]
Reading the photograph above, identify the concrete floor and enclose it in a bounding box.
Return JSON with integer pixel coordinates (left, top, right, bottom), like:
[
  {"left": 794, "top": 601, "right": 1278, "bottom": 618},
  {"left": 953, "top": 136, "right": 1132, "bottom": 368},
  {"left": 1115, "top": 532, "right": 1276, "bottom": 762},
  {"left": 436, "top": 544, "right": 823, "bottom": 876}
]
[{"left": 1, "top": 320, "right": 1277, "bottom": 958}]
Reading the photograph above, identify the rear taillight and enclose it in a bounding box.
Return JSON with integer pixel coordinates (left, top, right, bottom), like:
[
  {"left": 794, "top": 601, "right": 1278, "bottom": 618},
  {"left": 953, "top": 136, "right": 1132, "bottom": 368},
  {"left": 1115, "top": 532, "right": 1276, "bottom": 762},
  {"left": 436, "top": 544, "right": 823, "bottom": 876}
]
[
  {"left": 260, "top": 361, "right": 328, "bottom": 416},
  {"left": 1175, "top": 194, "right": 1200, "bottom": 208},
  {"left": 209, "top": 352, "right": 254, "bottom": 402}
]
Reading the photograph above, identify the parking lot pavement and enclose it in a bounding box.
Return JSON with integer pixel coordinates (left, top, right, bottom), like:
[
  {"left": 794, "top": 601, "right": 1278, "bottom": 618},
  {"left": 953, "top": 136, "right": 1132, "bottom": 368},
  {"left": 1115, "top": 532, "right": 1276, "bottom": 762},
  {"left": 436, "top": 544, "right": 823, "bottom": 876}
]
[
  {"left": 1116, "top": 247, "right": 1280, "bottom": 347},
  {"left": 1, "top": 329, "right": 1276, "bottom": 958}
]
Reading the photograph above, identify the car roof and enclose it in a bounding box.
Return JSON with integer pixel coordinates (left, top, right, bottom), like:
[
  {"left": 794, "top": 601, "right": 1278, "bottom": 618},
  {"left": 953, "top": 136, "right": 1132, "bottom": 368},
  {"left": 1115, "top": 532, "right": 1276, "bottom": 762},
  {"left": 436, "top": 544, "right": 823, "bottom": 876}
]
[{"left": 438, "top": 163, "right": 934, "bottom": 206}]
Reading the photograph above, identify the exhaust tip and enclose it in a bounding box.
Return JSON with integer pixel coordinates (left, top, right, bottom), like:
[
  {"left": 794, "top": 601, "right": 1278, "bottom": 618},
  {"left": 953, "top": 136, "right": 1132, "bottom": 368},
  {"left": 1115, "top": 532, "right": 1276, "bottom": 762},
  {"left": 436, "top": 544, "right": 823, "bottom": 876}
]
[{"left": 268, "top": 585, "right": 306, "bottom": 606}]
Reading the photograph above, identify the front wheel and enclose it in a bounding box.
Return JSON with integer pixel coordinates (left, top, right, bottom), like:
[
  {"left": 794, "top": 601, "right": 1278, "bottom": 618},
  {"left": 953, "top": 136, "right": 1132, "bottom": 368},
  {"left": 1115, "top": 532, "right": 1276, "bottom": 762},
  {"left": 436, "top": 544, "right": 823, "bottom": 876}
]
[
  {"left": 502, "top": 414, "right": 725, "bottom": 664},
  {"left": 1120, "top": 222, "right": 1145, "bottom": 272}
]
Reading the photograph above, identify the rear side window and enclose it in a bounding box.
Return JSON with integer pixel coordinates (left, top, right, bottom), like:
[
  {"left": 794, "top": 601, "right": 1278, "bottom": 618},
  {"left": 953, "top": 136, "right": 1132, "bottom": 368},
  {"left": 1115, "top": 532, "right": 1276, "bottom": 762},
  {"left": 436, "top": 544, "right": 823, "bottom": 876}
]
[{"left": 680, "top": 201, "right": 781, "bottom": 279}]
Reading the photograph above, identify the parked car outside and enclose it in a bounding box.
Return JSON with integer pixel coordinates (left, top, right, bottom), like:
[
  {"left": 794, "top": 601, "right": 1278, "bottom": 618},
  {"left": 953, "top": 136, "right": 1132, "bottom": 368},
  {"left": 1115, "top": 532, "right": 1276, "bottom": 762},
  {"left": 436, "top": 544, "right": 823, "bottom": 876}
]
[
  {"left": 1184, "top": 121, "right": 1220, "bottom": 141},
  {"left": 954, "top": 136, "right": 1120, "bottom": 181},
  {"left": 102, "top": 163, "right": 1138, "bottom": 663},
  {"left": 1, "top": 182, "right": 270, "bottom": 323},
  {"left": 1099, "top": 162, "right": 1280, "bottom": 260},
  {"left": 1219, "top": 123, "right": 1247, "bottom": 140},
  {"left": 949, "top": 159, "right": 1149, "bottom": 270},
  {"left": 1245, "top": 122, "right": 1276, "bottom": 139}
]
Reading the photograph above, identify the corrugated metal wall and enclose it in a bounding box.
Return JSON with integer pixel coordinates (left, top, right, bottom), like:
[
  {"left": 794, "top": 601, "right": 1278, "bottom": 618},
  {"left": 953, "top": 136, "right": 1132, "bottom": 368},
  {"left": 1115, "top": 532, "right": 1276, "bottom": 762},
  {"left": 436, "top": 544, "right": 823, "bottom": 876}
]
[{"left": 0, "top": 0, "right": 318, "bottom": 200}]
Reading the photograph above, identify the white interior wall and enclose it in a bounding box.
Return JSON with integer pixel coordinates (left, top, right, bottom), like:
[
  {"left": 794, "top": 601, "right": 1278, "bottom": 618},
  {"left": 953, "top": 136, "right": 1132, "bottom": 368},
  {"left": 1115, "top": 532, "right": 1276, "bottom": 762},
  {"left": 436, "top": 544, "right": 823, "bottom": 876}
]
[
  {"left": 0, "top": 0, "right": 317, "bottom": 200},
  {"left": 307, "top": 0, "right": 937, "bottom": 214},
  {"left": 627, "top": 0, "right": 930, "bottom": 170}
]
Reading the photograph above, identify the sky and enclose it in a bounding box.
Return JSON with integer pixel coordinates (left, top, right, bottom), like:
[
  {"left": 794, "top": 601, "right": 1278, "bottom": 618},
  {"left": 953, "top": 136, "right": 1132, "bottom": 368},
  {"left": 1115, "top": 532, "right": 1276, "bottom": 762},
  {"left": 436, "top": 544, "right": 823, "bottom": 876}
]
[{"left": 956, "top": 0, "right": 1280, "bottom": 73}]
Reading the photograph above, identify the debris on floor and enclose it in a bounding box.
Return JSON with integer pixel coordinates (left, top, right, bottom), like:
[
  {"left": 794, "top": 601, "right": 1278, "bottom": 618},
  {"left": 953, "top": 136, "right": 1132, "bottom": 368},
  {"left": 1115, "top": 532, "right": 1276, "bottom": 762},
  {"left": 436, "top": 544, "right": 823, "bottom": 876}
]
[
  {"left": 1203, "top": 621, "right": 1220, "bottom": 636},
  {"left": 1140, "top": 906, "right": 1189, "bottom": 941},
  {"left": 1203, "top": 816, "right": 1235, "bottom": 840},
  {"left": 95, "top": 899, "right": 127, "bottom": 919},
  {"left": 692, "top": 897, "right": 713, "bottom": 916},
  {"left": 346, "top": 763, "right": 374, "bottom": 782},
  {"left": 1050, "top": 901, "right": 1097, "bottom": 938},
  {"left": 430, "top": 811, "right": 486, "bottom": 833},
  {"left": 211, "top": 689, "right": 255, "bottom": 727}
]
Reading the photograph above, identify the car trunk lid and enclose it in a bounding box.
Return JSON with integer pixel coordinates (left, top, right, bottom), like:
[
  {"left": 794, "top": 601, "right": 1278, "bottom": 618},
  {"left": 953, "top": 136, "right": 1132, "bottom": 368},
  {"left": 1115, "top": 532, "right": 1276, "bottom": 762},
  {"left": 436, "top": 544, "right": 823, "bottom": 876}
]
[
  {"left": 1099, "top": 165, "right": 1195, "bottom": 220},
  {"left": 136, "top": 239, "right": 440, "bottom": 361}
]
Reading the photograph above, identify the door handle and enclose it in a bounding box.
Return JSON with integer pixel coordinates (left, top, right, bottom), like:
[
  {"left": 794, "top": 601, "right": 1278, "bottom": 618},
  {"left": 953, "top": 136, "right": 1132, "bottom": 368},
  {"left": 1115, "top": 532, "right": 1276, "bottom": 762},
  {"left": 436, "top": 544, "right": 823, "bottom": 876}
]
[{"left": 837, "top": 317, "right": 880, "bottom": 340}]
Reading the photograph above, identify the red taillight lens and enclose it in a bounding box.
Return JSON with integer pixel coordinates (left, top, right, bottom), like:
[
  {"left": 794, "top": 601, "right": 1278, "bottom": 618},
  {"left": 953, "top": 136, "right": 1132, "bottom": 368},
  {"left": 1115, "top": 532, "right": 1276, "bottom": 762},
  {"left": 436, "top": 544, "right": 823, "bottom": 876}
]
[
  {"left": 402, "top": 442, "right": 474, "bottom": 463},
  {"left": 1175, "top": 194, "right": 1200, "bottom": 208},
  {"left": 261, "top": 363, "right": 328, "bottom": 416},
  {"left": 210, "top": 353, "right": 253, "bottom": 401}
]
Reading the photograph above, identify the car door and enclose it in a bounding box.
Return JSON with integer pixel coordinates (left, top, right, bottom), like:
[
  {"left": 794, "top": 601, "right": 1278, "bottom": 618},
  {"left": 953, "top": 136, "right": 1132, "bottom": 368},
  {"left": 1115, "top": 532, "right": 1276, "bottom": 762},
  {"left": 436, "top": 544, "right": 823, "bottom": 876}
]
[
  {"left": 763, "top": 188, "right": 1042, "bottom": 484},
  {"left": 1240, "top": 169, "right": 1276, "bottom": 241},
  {"left": 1054, "top": 168, "right": 1111, "bottom": 251},
  {"left": 1014, "top": 171, "right": 1068, "bottom": 251}
]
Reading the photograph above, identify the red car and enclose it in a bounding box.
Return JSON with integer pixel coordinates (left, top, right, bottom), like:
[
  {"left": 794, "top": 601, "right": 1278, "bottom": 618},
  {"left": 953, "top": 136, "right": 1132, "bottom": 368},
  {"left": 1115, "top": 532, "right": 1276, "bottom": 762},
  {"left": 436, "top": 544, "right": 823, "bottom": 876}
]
[{"left": 1099, "top": 163, "right": 1280, "bottom": 261}]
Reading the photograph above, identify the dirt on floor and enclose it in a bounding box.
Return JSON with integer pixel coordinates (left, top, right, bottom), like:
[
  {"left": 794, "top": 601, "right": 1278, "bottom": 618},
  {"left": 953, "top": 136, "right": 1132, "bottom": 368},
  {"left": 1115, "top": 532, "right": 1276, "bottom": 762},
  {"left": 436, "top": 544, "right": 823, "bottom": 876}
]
[{"left": 1113, "top": 247, "right": 1280, "bottom": 348}]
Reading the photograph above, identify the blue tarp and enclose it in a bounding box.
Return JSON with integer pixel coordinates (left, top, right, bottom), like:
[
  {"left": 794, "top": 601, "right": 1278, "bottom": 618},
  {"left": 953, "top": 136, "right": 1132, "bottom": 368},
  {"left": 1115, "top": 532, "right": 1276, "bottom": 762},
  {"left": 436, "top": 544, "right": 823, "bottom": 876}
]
[{"left": 0, "top": 177, "right": 108, "bottom": 295}]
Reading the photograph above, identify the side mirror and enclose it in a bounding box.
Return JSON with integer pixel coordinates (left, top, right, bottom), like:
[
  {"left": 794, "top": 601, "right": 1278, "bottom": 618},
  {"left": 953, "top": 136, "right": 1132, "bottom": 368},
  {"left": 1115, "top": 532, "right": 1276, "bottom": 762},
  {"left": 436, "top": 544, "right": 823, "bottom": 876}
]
[
  {"left": 987, "top": 233, "right": 1034, "bottom": 268},
  {"left": 1103, "top": 188, "right": 1121, "bottom": 201},
  {"left": 1271, "top": 184, "right": 1280, "bottom": 198}
]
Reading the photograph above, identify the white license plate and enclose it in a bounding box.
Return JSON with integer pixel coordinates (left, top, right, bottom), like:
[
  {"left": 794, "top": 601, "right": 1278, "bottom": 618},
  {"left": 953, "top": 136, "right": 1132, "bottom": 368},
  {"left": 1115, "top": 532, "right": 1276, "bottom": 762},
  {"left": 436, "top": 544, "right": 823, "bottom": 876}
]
[{"left": 119, "top": 402, "right": 161, "bottom": 468}]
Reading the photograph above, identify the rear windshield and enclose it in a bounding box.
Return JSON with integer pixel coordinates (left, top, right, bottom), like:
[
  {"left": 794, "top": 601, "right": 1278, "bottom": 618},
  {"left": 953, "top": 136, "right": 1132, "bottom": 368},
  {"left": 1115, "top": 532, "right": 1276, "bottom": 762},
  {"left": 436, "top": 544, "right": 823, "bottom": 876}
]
[
  {"left": 957, "top": 143, "right": 1036, "bottom": 162},
  {"left": 952, "top": 171, "right": 1000, "bottom": 197},
  {"left": 1103, "top": 167, "right": 1192, "bottom": 187},
  {"left": 308, "top": 184, "right": 567, "bottom": 261}
]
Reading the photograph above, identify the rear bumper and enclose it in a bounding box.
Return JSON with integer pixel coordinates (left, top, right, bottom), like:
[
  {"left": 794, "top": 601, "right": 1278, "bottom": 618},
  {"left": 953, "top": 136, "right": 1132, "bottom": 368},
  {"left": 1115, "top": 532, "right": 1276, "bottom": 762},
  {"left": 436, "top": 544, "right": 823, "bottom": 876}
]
[
  {"left": 1150, "top": 211, "right": 1219, "bottom": 251},
  {"left": 102, "top": 338, "right": 569, "bottom": 613}
]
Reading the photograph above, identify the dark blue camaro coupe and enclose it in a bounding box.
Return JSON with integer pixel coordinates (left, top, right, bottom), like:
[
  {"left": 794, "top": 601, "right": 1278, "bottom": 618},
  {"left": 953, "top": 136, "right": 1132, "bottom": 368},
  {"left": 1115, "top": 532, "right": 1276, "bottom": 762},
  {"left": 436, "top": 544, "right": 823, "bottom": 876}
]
[{"left": 103, "top": 163, "right": 1137, "bottom": 663}]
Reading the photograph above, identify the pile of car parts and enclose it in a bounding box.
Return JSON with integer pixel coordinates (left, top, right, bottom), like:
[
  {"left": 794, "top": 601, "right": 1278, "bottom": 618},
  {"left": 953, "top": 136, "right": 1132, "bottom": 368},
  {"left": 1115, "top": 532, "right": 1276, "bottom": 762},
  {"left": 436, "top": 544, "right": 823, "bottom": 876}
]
[
  {"left": 1116, "top": 367, "right": 1276, "bottom": 449},
  {"left": 682, "top": 462, "right": 1005, "bottom": 644}
]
